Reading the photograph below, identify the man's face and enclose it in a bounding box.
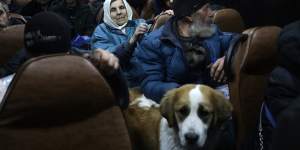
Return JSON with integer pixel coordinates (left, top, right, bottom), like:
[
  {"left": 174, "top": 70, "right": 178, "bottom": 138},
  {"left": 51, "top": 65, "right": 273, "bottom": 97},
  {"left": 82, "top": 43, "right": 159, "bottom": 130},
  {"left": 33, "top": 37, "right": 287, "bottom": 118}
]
[
  {"left": 0, "top": 9, "right": 9, "bottom": 28},
  {"left": 189, "top": 4, "right": 215, "bottom": 38},
  {"left": 110, "top": 0, "right": 128, "bottom": 26}
]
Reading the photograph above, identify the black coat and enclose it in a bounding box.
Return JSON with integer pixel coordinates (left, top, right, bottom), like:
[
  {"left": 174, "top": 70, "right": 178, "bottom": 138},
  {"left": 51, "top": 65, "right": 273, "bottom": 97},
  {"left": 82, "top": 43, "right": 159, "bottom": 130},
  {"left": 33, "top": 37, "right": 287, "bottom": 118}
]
[
  {"left": 271, "top": 96, "right": 300, "bottom": 150},
  {"left": 265, "top": 67, "right": 300, "bottom": 117}
]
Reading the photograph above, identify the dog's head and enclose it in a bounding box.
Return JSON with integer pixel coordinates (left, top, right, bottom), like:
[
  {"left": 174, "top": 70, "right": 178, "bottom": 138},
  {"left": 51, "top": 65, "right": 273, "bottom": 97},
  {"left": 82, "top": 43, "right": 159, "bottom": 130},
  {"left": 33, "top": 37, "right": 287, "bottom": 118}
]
[{"left": 160, "top": 84, "right": 232, "bottom": 148}]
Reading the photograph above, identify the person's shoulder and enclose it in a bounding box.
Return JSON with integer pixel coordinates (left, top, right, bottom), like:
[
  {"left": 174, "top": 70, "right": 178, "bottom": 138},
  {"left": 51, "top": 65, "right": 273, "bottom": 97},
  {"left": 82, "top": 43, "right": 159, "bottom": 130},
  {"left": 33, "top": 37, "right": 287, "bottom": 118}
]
[
  {"left": 212, "top": 25, "right": 234, "bottom": 36},
  {"left": 92, "top": 23, "right": 110, "bottom": 35},
  {"left": 207, "top": 25, "right": 235, "bottom": 43},
  {"left": 148, "top": 25, "right": 166, "bottom": 39},
  {"left": 143, "top": 27, "right": 163, "bottom": 41},
  {"left": 139, "top": 28, "right": 163, "bottom": 51},
  {"left": 95, "top": 23, "right": 109, "bottom": 30},
  {"left": 269, "top": 67, "right": 299, "bottom": 89}
]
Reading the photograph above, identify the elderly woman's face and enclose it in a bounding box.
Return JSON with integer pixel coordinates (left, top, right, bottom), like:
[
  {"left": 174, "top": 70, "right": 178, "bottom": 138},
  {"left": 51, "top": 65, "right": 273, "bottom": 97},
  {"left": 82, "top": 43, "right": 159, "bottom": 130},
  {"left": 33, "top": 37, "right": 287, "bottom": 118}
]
[{"left": 110, "top": 0, "right": 128, "bottom": 26}]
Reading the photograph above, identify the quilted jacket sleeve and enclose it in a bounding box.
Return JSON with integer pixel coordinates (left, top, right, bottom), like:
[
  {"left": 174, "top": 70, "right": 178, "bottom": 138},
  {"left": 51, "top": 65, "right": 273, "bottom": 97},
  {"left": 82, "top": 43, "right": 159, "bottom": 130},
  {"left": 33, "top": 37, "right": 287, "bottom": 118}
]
[{"left": 135, "top": 34, "right": 180, "bottom": 102}]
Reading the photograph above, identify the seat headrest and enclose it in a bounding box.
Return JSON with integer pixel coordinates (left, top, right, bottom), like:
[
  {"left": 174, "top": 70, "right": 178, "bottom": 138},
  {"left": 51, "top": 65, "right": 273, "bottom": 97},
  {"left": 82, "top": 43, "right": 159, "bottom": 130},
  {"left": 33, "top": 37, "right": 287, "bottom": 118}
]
[
  {"left": 0, "top": 54, "right": 115, "bottom": 127},
  {"left": 213, "top": 8, "right": 245, "bottom": 33},
  {"left": 0, "top": 24, "right": 25, "bottom": 64},
  {"left": 240, "top": 26, "right": 282, "bottom": 74}
]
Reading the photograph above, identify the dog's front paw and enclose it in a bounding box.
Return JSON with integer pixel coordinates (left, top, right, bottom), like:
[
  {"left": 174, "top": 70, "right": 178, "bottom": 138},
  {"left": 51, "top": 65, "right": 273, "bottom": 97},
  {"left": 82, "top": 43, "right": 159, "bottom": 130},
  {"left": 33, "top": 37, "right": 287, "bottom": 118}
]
[{"left": 130, "top": 95, "right": 159, "bottom": 109}]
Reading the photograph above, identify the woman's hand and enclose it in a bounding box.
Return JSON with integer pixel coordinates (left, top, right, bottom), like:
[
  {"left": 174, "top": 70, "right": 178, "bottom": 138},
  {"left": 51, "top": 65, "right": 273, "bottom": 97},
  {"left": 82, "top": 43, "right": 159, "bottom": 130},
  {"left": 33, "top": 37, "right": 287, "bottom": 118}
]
[{"left": 129, "top": 23, "right": 149, "bottom": 45}]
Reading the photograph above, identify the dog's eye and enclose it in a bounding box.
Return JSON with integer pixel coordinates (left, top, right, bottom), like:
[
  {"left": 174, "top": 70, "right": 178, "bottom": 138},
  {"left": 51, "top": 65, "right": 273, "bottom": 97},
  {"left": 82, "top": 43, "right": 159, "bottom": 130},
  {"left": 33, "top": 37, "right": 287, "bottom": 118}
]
[
  {"left": 198, "top": 110, "right": 209, "bottom": 117},
  {"left": 178, "top": 106, "right": 189, "bottom": 116}
]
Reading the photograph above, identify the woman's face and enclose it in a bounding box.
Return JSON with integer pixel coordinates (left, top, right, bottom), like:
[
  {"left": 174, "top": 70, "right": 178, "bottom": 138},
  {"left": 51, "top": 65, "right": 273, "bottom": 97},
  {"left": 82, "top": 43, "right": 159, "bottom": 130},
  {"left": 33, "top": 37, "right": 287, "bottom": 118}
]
[{"left": 110, "top": 0, "right": 128, "bottom": 26}]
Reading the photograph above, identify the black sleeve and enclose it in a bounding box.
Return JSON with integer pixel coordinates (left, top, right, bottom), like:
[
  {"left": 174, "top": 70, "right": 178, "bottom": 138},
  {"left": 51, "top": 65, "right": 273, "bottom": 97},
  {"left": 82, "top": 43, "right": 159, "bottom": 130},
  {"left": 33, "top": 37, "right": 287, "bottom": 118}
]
[
  {"left": 103, "top": 69, "right": 129, "bottom": 109},
  {"left": 265, "top": 67, "right": 300, "bottom": 116},
  {"left": 113, "top": 41, "right": 136, "bottom": 67}
]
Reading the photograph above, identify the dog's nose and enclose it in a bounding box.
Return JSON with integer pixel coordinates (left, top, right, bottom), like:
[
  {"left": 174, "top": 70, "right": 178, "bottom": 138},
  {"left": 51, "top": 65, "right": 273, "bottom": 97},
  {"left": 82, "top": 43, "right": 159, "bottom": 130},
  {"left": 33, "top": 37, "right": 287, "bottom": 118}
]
[{"left": 184, "top": 133, "right": 199, "bottom": 144}]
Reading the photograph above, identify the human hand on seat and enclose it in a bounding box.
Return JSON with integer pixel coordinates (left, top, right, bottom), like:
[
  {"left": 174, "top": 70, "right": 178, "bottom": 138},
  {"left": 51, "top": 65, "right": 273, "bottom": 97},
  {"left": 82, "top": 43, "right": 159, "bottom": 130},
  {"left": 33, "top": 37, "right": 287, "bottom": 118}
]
[
  {"left": 90, "top": 48, "right": 119, "bottom": 75},
  {"left": 209, "top": 56, "right": 227, "bottom": 83},
  {"left": 154, "top": 10, "right": 174, "bottom": 20},
  {"left": 129, "top": 23, "right": 149, "bottom": 45},
  {"left": 160, "top": 9, "right": 174, "bottom": 16}
]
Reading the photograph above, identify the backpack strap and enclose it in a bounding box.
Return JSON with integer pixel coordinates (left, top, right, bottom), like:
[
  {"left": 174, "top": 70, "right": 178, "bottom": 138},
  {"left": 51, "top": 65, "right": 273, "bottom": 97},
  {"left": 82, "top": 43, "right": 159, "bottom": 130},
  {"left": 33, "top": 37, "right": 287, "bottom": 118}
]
[{"left": 263, "top": 102, "right": 277, "bottom": 128}]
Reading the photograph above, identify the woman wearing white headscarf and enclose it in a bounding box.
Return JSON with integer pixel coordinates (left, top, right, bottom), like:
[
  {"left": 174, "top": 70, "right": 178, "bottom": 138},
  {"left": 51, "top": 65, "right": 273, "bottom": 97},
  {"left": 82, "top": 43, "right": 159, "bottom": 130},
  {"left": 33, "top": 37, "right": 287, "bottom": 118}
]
[
  {"left": 91, "top": 0, "right": 148, "bottom": 51},
  {"left": 91, "top": 0, "right": 148, "bottom": 87}
]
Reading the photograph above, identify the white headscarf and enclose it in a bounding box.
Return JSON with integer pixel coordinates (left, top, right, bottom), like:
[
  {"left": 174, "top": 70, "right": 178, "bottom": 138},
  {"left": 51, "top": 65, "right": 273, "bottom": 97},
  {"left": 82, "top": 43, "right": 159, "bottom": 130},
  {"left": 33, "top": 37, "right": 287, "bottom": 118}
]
[{"left": 103, "top": 0, "right": 133, "bottom": 30}]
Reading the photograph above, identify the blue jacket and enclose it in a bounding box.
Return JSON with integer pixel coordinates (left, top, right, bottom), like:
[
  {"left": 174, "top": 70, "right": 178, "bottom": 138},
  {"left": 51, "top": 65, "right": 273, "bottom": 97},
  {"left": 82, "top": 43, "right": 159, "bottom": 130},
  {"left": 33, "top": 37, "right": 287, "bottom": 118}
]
[
  {"left": 91, "top": 19, "right": 145, "bottom": 52},
  {"left": 134, "top": 17, "right": 234, "bottom": 102},
  {"left": 91, "top": 19, "right": 145, "bottom": 87}
]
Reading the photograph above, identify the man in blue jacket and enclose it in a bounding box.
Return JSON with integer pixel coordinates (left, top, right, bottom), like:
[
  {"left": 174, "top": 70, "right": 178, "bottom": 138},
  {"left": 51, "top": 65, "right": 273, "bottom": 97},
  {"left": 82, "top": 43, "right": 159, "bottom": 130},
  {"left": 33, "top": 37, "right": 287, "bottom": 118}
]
[{"left": 135, "top": 0, "right": 235, "bottom": 102}]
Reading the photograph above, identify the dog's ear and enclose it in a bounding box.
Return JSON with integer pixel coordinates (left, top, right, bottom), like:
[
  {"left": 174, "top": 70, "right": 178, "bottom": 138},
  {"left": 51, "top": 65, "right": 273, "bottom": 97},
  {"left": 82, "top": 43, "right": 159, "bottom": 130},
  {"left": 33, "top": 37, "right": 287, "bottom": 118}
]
[
  {"left": 129, "top": 87, "right": 142, "bottom": 103},
  {"left": 160, "top": 88, "right": 177, "bottom": 127},
  {"left": 211, "top": 90, "right": 233, "bottom": 125}
]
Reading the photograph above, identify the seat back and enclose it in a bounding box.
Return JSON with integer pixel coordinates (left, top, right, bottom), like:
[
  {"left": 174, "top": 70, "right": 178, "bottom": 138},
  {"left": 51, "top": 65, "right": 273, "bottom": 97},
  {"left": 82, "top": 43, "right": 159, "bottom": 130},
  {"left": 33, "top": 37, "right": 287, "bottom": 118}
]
[
  {"left": 9, "top": 13, "right": 27, "bottom": 24},
  {"left": 225, "top": 26, "right": 281, "bottom": 149},
  {"left": 0, "top": 55, "right": 132, "bottom": 150},
  {"left": 213, "top": 8, "right": 245, "bottom": 33},
  {"left": 0, "top": 24, "right": 25, "bottom": 64}
]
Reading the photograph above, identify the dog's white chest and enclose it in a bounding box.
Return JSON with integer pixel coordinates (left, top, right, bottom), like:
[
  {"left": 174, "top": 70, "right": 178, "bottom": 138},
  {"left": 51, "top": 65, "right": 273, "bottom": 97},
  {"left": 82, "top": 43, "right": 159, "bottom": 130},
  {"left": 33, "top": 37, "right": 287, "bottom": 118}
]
[{"left": 159, "top": 118, "right": 184, "bottom": 150}]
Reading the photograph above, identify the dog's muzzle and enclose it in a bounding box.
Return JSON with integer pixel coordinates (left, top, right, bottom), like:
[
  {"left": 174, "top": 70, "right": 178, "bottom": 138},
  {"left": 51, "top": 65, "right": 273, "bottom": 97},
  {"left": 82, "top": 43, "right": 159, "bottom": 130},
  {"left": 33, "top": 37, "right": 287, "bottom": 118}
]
[{"left": 185, "top": 132, "right": 199, "bottom": 145}]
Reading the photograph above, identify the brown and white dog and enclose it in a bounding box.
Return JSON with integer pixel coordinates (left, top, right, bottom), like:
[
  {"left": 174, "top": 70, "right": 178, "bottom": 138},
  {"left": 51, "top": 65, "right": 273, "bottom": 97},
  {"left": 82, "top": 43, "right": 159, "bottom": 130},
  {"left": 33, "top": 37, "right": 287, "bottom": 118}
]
[{"left": 124, "top": 84, "right": 233, "bottom": 150}]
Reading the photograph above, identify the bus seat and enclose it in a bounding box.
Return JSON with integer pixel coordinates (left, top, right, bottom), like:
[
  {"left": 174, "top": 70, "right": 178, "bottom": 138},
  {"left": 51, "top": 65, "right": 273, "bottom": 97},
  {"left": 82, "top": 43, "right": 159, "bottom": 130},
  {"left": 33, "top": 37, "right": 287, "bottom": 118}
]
[
  {"left": 213, "top": 8, "right": 245, "bottom": 33},
  {"left": 0, "top": 55, "right": 132, "bottom": 150},
  {"left": 0, "top": 24, "right": 25, "bottom": 64},
  {"left": 9, "top": 13, "right": 27, "bottom": 24},
  {"left": 225, "top": 26, "right": 281, "bottom": 149}
]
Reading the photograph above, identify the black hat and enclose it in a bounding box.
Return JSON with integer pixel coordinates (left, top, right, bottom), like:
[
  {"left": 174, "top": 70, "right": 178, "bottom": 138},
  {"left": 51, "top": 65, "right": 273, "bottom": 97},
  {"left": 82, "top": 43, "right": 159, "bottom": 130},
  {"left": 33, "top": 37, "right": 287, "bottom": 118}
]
[
  {"left": 24, "top": 12, "right": 71, "bottom": 55},
  {"left": 172, "top": 0, "right": 209, "bottom": 19},
  {"left": 278, "top": 20, "right": 300, "bottom": 77}
]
